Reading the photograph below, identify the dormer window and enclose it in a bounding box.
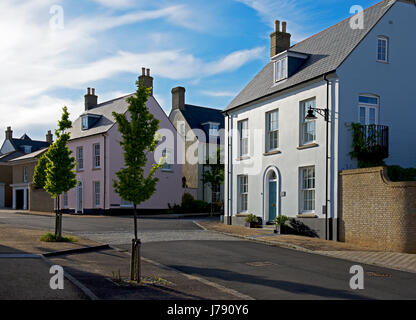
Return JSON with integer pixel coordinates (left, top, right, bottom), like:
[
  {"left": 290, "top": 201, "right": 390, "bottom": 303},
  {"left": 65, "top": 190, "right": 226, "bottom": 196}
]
[
  {"left": 82, "top": 116, "right": 89, "bottom": 130},
  {"left": 275, "top": 58, "right": 287, "bottom": 82},
  {"left": 22, "top": 146, "right": 32, "bottom": 153},
  {"left": 209, "top": 124, "right": 219, "bottom": 136},
  {"left": 273, "top": 50, "right": 308, "bottom": 83},
  {"left": 81, "top": 114, "right": 101, "bottom": 131},
  {"left": 202, "top": 122, "right": 220, "bottom": 137}
]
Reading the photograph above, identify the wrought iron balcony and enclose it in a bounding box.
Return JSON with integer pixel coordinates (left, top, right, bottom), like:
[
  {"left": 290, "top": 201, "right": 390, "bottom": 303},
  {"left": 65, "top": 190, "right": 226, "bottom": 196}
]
[{"left": 360, "top": 124, "right": 389, "bottom": 160}]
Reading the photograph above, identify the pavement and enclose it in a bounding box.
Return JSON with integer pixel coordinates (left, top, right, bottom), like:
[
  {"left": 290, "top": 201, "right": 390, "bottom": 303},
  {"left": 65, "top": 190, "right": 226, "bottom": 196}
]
[
  {"left": 1, "top": 209, "right": 416, "bottom": 300},
  {"left": 198, "top": 221, "right": 416, "bottom": 275}
]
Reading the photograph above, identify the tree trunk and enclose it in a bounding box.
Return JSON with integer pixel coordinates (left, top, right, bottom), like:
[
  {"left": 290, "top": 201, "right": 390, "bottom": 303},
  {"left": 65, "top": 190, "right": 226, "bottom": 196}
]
[
  {"left": 54, "top": 198, "right": 59, "bottom": 238},
  {"left": 130, "top": 204, "right": 141, "bottom": 282},
  {"left": 133, "top": 204, "right": 138, "bottom": 240},
  {"left": 57, "top": 196, "right": 62, "bottom": 239}
]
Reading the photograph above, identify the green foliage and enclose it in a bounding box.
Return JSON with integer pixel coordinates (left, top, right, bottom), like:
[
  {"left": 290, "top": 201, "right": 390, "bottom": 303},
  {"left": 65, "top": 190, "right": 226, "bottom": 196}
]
[
  {"left": 33, "top": 106, "right": 77, "bottom": 198},
  {"left": 201, "top": 147, "right": 224, "bottom": 197},
  {"left": 387, "top": 165, "right": 416, "bottom": 182},
  {"left": 180, "top": 193, "right": 209, "bottom": 213},
  {"left": 245, "top": 214, "right": 259, "bottom": 223},
  {"left": 40, "top": 233, "right": 76, "bottom": 243},
  {"left": 32, "top": 154, "right": 48, "bottom": 189},
  {"left": 181, "top": 192, "right": 195, "bottom": 211},
  {"left": 274, "top": 215, "right": 289, "bottom": 227},
  {"left": 112, "top": 81, "right": 161, "bottom": 207},
  {"left": 348, "top": 122, "right": 386, "bottom": 168}
]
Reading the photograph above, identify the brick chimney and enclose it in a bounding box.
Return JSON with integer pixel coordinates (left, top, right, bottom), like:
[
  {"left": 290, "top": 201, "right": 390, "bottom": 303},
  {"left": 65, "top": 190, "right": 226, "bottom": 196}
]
[
  {"left": 138, "top": 67, "right": 153, "bottom": 96},
  {"left": 270, "top": 20, "right": 291, "bottom": 58},
  {"left": 171, "top": 87, "right": 186, "bottom": 111},
  {"left": 46, "top": 130, "right": 53, "bottom": 144},
  {"left": 5, "top": 127, "right": 12, "bottom": 140},
  {"left": 84, "top": 87, "right": 98, "bottom": 111}
]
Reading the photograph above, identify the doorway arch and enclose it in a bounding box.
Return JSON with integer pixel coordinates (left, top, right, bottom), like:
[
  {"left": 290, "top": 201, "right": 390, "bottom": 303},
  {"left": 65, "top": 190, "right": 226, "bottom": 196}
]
[{"left": 262, "top": 166, "right": 280, "bottom": 223}]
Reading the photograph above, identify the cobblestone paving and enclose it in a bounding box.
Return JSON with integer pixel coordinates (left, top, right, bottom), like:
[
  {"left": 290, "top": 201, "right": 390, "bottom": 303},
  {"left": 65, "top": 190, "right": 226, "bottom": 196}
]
[{"left": 73, "top": 226, "right": 240, "bottom": 245}]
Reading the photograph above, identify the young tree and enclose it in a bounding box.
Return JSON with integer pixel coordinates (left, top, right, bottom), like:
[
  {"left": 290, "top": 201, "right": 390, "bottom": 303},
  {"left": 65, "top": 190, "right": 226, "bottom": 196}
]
[
  {"left": 112, "top": 79, "right": 162, "bottom": 282},
  {"left": 202, "top": 147, "right": 224, "bottom": 214},
  {"left": 33, "top": 106, "right": 77, "bottom": 239}
]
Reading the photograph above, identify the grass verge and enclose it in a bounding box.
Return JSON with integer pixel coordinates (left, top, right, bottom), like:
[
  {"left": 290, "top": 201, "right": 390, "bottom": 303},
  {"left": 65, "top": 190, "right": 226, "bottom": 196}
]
[{"left": 40, "top": 232, "right": 77, "bottom": 243}]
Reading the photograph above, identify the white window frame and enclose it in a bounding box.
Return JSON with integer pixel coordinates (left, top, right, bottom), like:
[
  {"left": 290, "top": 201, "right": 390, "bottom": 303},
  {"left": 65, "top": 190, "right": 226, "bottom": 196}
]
[
  {"left": 300, "top": 98, "right": 317, "bottom": 145},
  {"left": 238, "top": 175, "right": 248, "bottom": 213},
  {"left": 93, "top": 181, "right": 100, "bottom": 208},
  {"left": 162, "top": 148, "right": 173, "bottom": 172},
  {"left": 63, "top": 192, "right": 68, "bottom": 209},
  {"left": 23, "top": 146, "right": 32, "bottom": 153},
  {"left": 179, "top": 123, "right": 186, "bottom": 136},
  {"left": 275, "top": 57, "right": 287, "bottom": 82},
  {"left": 377, "top": 36, "right": 389, "bottom": 63},
  {"left": 300, "top": 166, "right": 315, "bottom": 213},
  {"left": 23, "top": 167, "right": 27, "bottom": 183},
  {"left": 359, "top": 95, "right": 379, "bottom": 126},
  {"left": 238, "top": 119, "right": 249, "bottom": 157},
  {"left": 266, "top": 109, "right": 279, "bottom": 152},
  {"left": 209, "top": 123, "right": 219, "bottom": 136},
  {"left": 81, "top": 116, "right": 88, "bottom": 130},
  {"left": 93, "top": 143, "right": 100, "bottom": 169},
  {"left": 77, "top": 147, "right": 84, "bottom": 171}
]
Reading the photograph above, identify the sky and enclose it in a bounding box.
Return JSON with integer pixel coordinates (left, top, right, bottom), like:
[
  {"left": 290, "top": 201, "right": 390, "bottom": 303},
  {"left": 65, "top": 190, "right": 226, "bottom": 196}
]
[{"left": 0, "top": 0, "right": 381, "bottom": 141}]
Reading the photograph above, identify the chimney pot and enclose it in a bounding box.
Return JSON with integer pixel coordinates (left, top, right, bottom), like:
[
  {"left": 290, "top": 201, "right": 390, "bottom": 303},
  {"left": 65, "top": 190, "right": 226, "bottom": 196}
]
[
  {"left": 5, "top": 127, "right": 12, "bottom": 140},
  {"left": 275, "top": 20, "right": 280, "bottom": 32},
  {"left": 138, "top": 67, "right": 154, "bottom": 96},
  {"left": 46, "top": 130, "right": 53, "bottom": 144},
  {"left": 171, "top": 87, "right": 186, "bottom": 111},
  {"left": 270, "top": 19, "right": 291, "bottom": 58},
  {"left": 85, "top": 87, "right": 98, "bottom": 111}
]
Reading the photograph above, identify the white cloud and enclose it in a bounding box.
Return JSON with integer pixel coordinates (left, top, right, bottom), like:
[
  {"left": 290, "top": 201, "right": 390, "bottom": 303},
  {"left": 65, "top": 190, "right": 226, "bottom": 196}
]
[
  {"left": 0, "top": 0, "right": 263, "bottom": 140},
  {"left": 91, "top": 0, "right": 136, "bottom": 9},
  {"left": 200, "top": 90, "right": 237, "bottom": 97},
  {"left": 234, "top": 0, "right": 312, "bottom": 42}
]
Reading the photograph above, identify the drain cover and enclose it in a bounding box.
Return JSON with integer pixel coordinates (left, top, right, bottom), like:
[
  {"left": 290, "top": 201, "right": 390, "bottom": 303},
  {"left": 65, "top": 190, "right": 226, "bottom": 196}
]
[
  {"left": 366, "top": 271, "right": 391, "bottom": 278},
  {"left": 246, "top": 261, "right": 274, "bottom": 267}
]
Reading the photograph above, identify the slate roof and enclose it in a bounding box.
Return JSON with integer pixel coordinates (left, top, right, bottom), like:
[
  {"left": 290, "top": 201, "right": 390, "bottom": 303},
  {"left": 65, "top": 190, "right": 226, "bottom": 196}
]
[
  {"left": 225, "top": 0, "right": 395, "bottom": 111},
  {"left": 9, "top": 147, "right": 49, "bottom": 162},
  {"left": 10, "top": 135, "right": 50, "bottom": 154},
  {"left": 69, "top": 93, "right": 135, "bottom": 140},
  {"left": 0, "top": 151, "right": 24, "bottom": 163},
  {"left": 181, "top": 104, "right": 225, "bottom": 136}
]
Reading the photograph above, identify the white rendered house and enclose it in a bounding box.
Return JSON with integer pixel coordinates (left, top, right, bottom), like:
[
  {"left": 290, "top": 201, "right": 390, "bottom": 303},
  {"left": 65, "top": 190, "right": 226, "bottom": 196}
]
[{"left": 223, "top": 0, "right": 416, "bottom": 239}]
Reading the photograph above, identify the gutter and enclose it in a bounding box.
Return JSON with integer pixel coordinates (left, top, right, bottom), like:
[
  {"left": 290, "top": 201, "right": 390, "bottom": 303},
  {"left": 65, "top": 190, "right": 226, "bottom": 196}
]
[
  {"left": 324, "top": 73, "right": 330, "bottom": 240},
  {"left": 224, "top": 111, "right": 232, "bottom": 225}
]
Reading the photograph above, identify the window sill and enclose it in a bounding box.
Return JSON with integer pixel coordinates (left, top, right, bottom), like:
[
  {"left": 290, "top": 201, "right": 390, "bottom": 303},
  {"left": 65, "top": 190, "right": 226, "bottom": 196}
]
[
  {"left": 263, "top": 150, "right": 281, "bottom": 156},
  {"left": 77, "top": 169, "right": 84, "bottom": 172},
  {"left": 236, "top": 156, "right": 250, "bottom": 161},
  {"left": 376, "top": 60, "right": 389, "bottom": 64},
  {"left": 297, "top": 143, "right": 319, "bottom": 150},
  {"left": 296, "top": 213, "right": 317, "bottom": 218},
  {"left": 236, "top": 213, "right": 249, "bottom": 217},
  {"left": 162, "top": 169, "right": 174, "bottom": 173},
  {"left": 92, "top": 167, "right": 101, "bottom": 171}
]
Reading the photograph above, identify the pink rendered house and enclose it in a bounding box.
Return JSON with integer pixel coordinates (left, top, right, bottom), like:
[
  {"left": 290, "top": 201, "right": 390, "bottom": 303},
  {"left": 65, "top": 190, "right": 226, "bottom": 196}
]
[{"left": 63, "top": 69, "right": 188, "bottom": 214}]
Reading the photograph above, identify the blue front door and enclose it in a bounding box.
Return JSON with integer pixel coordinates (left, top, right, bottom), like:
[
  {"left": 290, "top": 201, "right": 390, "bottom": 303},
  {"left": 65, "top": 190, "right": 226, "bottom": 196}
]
[{"left": 269, "top": 181, "right": 277, "bottom": 221}]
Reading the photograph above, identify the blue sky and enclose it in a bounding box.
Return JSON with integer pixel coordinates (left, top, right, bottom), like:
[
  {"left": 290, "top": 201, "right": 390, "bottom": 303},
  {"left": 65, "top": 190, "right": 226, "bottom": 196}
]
[{"left": 0, "top": 0, "right": 380, "bottom": 140}]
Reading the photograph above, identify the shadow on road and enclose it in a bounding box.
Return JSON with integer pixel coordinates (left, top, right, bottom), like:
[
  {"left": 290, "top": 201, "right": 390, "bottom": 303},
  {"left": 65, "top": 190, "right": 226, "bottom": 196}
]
[{"left": 169, "top": 265, "right": 369, "bottom": 300}]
